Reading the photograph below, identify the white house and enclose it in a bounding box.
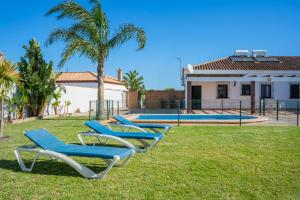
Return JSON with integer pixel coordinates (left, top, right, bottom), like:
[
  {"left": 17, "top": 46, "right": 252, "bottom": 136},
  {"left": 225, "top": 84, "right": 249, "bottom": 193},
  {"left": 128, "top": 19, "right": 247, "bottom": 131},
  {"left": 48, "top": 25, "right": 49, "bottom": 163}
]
[
  {"left": 183, "top": 50, "right": 300, "bottom": 112},
  {"left": 55, "top": 69, "right": 127, "bottom": 114}
]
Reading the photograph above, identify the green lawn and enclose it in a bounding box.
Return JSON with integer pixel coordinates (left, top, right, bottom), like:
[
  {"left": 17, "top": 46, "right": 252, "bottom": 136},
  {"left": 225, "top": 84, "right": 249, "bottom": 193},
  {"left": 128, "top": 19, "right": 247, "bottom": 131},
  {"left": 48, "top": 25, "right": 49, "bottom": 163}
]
[{"left": 0, "top": 117, "right": 299, "bottom": 199}]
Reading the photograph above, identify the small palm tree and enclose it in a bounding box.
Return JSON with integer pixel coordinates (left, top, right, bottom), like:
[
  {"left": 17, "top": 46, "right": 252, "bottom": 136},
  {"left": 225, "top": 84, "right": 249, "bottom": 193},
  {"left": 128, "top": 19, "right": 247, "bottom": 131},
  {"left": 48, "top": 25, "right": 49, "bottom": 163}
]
[
  {"left": 64, "top": 100, "right": 71, "bottom": 115},
  {"left": 45, "top": 0, "right": 146, "bottom": 119},
  {"left": 0, "top": 59, "right": 19, "bottom": 138},
  {"left": 123, "top": 70, "right": 145, "bottom": 108},
  {"left": 5, "top": 96, "right": 18, "bottom": 122},
  {"left": 52, "top": 87, "right": 65, "bottom": 115},
  {"left": 14, "top": 84, "right": 28, "bottom": 119},
  {"left": 52, "top": 101, "right": 61, "bottom": 115},
  {"left": 123, "top": 70, "right": 145, "bottom": 92}
]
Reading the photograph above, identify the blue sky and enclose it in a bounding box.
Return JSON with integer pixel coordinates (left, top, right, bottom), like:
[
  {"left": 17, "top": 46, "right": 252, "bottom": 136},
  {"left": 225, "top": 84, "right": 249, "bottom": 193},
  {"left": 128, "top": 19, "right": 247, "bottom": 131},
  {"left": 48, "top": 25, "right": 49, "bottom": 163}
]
[{"left": 1, "top": 0, "right": 300, "bottom": 89}]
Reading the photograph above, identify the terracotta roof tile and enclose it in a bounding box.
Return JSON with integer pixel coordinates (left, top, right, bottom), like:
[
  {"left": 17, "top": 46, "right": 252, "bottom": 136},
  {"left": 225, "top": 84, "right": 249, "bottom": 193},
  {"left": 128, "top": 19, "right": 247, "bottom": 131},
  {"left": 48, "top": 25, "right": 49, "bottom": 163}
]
[
  {"left": 56, "top": 72, "right": 124, "bottom": 85},
  {"left": 193, "top": 56, "right": 300, "bottom": 71}
]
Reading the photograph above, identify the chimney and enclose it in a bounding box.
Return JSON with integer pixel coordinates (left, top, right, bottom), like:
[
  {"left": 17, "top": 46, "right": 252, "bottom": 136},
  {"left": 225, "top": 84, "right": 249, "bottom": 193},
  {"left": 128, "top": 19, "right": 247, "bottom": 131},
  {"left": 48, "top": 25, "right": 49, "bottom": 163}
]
[
  {"left": 117, "top": 68, "right": 123, "bottom": 81},
  {"left": 0, "top": 51, "right": 4, "bottom": 61}
]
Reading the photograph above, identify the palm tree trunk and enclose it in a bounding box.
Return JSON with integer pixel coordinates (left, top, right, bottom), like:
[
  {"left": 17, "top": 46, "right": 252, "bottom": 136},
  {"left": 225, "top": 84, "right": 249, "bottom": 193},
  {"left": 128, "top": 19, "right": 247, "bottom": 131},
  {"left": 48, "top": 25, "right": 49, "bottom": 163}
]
[
  {"left": 96, "top": 60, "right": 105, "bottom": 120},
  {"left": 0, "top": 97, "right": 4, "bottom": 138},
  {"left": 38, "top": 99, "right": 46, "bottom": 117}
]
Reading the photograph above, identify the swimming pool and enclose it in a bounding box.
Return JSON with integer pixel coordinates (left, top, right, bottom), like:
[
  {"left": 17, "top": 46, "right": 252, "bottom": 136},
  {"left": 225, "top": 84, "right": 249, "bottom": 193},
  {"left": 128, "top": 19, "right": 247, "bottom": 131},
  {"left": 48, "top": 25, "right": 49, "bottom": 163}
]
[
  {"left": 131, "top": 114, "right": 265, "bottom": 124},
  {"left": 136, "top": 114, "right": 256, "bottom": 120}
]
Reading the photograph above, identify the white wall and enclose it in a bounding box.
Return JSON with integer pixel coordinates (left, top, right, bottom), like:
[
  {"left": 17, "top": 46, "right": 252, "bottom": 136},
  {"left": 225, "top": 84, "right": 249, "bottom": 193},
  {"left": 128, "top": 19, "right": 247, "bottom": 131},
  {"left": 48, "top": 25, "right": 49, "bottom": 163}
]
[
  {"left": 48, "top": 82, "right": 127, "bottom": 114},
  {"left": 185, "top": 81, "right": 298, "bottom": 109}
]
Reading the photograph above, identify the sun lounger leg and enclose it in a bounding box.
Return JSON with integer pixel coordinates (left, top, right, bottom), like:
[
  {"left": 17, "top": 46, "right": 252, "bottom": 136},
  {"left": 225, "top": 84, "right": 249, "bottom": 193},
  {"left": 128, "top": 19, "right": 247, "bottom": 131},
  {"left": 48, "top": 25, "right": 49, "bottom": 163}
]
[
  {"left": 14, "top": 148, "right": 40, "bottom": 172},
  {"left": 115, "top": 153, "right": 134, "bottom": 167},
  {"left": 139, "top": 138, "right": 160, "bottom": 153}
]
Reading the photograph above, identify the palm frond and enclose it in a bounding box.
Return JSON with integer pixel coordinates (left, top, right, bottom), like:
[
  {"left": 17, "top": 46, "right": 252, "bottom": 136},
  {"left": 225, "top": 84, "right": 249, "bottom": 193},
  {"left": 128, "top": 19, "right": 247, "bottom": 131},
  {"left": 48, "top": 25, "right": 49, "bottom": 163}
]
[
  {"left": 45, "top": 1, "right": 92, "bottom": 22},
  {"left": 108, "top": 24, "right": 146, "bottom": 50},
  {"left": 68, "top": 23, "right": 101, "bottom": 45},
  {"left": 90, "top": 0, "right": 109, "bottom": 42},
  {"left": 0, "top": 59, "right": 19, "bottom": 96},
  {"left": 59, "top": 37, "right": 98, "bottom": 67},
  {"left": 123, "top": 70, "right": 145, "bottom": 91}
]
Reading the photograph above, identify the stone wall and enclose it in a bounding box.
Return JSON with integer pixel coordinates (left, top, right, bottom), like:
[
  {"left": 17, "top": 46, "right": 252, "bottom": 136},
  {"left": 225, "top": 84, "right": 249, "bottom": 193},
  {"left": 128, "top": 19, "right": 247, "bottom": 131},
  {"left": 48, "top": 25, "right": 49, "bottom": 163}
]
[{"left": 127, "top": 91, "right": 139, "bottom": 109}]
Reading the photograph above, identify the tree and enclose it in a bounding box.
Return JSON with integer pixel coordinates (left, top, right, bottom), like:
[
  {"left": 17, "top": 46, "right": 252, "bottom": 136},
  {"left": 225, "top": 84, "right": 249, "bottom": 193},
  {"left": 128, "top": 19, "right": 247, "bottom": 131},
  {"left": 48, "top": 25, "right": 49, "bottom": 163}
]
[
  {"left": 45, "top": 0, "right": 146, "bottom": 119},
  {"left": 0, "top": 59, "right": 19, "bottom": 138},
  {"left": 123, "top": 70, "right": 145, "bottom": 92},
  {"left": 165, "top": 88, "right": 175, "bottom": 91},
  {"left": 18, "top": 39, "right": 59, "bottom": 117},
  {"left": 4, "top": 96, "right": 18, "bottom": 122},
  {"left": 64, "top": 100, "right": 71, "bottom": 115},
  {"left": 51, "top": 87, "right": 65, "bottom": 115},
  {"left": 14, "top": 84, "right": 28, "bottom": 119},
  {"left": 123, "top": 70, "right": 145, "bottom": 108}
]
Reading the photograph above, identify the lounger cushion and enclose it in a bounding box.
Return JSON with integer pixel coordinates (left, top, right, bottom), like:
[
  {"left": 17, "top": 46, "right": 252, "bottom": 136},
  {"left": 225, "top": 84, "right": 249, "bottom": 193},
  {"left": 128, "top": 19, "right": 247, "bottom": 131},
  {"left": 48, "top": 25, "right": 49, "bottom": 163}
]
[
  {"left": 113, "top": 116, "right": 172, "bottom": 130},
  {"left": 25, "top": 129, "right": 134, "bottom": 159},
  {"left": 54, "top": 144, "right": 133, "bottom": 159},
  {"left": 85, "top": 121, "right": 164, "bottom": 141}
]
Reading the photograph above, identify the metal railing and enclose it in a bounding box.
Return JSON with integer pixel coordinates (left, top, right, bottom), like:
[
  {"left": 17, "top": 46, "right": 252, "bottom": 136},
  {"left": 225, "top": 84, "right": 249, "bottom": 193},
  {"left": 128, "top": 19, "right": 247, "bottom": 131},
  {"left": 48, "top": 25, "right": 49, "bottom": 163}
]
[{"left": 88, "top": 99, "right": 300, "bottom": 126}]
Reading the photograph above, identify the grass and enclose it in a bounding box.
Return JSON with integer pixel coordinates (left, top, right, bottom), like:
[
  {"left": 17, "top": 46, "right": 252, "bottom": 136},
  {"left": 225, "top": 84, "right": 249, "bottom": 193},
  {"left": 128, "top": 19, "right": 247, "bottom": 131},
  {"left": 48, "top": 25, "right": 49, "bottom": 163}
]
[{"left": 0, "top": 117, "right": 299, "bottom": 199}]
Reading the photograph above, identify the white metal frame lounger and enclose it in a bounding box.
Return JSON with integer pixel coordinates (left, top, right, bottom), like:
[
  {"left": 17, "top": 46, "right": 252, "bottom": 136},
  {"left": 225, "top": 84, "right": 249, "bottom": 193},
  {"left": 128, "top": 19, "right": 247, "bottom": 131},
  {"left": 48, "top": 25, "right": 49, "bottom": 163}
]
[
  {"left": 79, "top": 121, "right": 165, "bottom": 153},
  {"left": 15, "top": 129, "right": 135, "bottom": 179},
  {"left": 112, "top": 116, "right": 172, "bottom": 134},
  {"left": 77, "top": 131, "right": 160, "bottom": 153}
]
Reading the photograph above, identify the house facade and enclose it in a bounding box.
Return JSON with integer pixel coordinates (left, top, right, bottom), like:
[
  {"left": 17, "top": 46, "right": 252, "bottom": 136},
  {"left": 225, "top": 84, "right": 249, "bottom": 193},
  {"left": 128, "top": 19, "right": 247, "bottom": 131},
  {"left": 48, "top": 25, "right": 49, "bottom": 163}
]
[
  {"left": 183, "top": 50, "right": 300, "bottom": 112},
  {"left": 55, "top": 69, "right": 127, "bottom": 114}
]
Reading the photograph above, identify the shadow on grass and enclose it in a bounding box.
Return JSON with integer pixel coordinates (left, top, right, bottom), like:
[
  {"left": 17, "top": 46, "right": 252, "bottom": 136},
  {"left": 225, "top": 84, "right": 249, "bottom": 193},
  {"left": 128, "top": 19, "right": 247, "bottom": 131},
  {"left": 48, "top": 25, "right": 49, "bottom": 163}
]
[{"left": 0, "top": 159, "right": 109, "bottom": 178}]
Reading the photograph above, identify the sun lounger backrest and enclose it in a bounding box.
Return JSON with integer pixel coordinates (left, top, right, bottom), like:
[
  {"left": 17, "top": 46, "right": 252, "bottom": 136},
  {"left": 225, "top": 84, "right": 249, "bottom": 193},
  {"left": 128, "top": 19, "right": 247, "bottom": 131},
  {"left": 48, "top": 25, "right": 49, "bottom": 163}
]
[
  {"left": 114, "top": 116, "right": 136, "bottom": 126},
  {"left": 25, "top": 129, "right": 66, "bottom": 150},
  {"left": 85, "top": 121, "right": 114, "bottom": 134}
]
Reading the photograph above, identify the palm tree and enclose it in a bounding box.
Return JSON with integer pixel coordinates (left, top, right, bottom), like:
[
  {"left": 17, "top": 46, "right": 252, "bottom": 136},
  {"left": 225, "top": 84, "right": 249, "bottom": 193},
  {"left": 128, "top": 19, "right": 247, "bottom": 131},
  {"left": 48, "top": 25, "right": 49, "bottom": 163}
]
[
  {"left": 123, "top": 70, "right": 145, "bottom": 108},
  {"left": 51, "top": 87, "right": 65, "bottom": 115},
  {"left": 14, "top": 84, "right": 28, "bottom": 119},
  {"left": 123, "top": 70, "right": 145, "bottom": 92},
  {"left": 0, "top": 59, "right": 19, "bottom": 138},
  {"left": 45, "top": 0, "right": 146, "bottom": 119},
  {"left": 64, "top": 100, "right": 71, "bottom": 115}
]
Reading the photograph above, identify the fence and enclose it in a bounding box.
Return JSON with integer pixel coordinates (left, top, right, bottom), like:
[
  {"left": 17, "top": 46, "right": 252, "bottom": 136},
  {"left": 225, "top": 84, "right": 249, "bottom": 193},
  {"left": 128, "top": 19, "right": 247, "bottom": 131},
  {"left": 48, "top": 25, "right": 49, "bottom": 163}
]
[
  {"left": 89, "top": 99, "right": 300, "bottom": 126},
  {"left": 89, "top": 100, "right": 127, "bottom": 121},
  {"left": 259, "top": 99, "right": 300, "bottom": 126}
]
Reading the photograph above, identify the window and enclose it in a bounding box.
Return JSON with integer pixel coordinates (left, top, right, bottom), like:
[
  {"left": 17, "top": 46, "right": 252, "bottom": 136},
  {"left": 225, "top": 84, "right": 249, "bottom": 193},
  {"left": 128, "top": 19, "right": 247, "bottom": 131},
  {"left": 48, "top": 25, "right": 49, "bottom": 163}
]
[
  {"left": 261, "top": 84, "right": 271, "bottom": 98},
  {"left": 241, "top": 84, "right": 251, "bottom": 96},
  {"left": 217, "top": 84, "right": 228, "bottom": 98},
  {"left": 290, "top": 84, "right": 299, "bottom": 99}
]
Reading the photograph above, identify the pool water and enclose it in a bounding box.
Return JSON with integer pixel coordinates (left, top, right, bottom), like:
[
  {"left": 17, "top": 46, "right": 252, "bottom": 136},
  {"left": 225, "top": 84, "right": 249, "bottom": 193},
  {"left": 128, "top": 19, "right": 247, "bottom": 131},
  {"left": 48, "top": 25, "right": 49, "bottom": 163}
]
[{"left": 135, "top": 114, "right": 257, "bottom": 121}]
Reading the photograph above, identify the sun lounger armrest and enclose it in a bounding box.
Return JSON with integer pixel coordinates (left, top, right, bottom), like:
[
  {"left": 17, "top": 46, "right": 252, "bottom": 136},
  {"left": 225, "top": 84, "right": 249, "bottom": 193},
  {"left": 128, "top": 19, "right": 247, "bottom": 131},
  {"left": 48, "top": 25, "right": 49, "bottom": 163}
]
[
  {"left": 108, "top": 123, "right": 127, "bottom": 130},
  {"left": 122, "top": 125, "right": 147, "bottom": 133},
  {"left": 77, "top": 132, "right": 136, "bottom": 150},
  {"left": 108, "top": 124, "right": 147, "bottom": 133}
]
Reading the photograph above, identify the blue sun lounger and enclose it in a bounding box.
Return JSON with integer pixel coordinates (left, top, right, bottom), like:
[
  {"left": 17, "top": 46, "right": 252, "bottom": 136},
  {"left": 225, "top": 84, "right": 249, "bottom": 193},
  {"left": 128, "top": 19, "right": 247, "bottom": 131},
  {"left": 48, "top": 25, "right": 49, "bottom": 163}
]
[
  {"left": 15, "top": 129, "right": 135, "bottom": 179},
  {"left": 112, "top": 115, "right": 172, "bottom": 134},
  {"left": 79, "top": 120, "right": 165, "bottom": 153}
]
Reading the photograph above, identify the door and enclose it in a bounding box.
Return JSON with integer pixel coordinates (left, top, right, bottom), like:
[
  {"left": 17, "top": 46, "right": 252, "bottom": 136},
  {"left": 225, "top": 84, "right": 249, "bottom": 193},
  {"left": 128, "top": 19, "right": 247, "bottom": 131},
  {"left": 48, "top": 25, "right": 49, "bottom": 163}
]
[{"left": 192, "top": 86, "right": 202, "bottom": 109}]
